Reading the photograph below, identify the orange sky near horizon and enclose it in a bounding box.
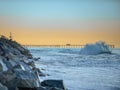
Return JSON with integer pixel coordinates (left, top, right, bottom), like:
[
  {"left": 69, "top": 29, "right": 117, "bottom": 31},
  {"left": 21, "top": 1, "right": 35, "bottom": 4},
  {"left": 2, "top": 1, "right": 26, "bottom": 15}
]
[{"left": 0, "top": 26, "right": 120, "bottom": 47}]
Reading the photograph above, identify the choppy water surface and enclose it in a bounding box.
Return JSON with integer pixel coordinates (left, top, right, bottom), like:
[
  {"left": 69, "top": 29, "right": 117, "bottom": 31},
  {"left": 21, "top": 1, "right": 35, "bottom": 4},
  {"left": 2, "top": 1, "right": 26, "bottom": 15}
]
[{"left": 29, "top": 48, "right": 120, "bottom": 90}]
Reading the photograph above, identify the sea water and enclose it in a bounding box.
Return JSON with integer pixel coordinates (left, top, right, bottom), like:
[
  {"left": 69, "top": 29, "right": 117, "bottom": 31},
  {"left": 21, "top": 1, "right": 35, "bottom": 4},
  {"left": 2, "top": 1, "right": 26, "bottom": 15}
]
[{"left": 29, "top": 48, "right": 120, "bottom": 90}]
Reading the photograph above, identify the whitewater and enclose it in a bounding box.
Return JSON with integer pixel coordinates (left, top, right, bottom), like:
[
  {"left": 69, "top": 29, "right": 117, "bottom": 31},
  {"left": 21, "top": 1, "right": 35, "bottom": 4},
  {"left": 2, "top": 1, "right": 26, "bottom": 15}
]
[{"left": 29, "top": 48, "right": 120, "bottom": 90}]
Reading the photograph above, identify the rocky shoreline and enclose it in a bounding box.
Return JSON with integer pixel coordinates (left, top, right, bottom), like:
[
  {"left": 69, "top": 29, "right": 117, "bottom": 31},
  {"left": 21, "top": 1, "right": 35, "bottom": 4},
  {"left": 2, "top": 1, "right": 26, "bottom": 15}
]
[{"left": 0, "top": 36, "right": 66, "bottom": 90}]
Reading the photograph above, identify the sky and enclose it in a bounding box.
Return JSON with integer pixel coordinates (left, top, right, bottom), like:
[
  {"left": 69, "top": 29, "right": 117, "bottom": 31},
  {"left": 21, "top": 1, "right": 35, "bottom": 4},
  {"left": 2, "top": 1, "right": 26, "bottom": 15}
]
[{"left": 0, "top": 0, "right": 120, "bottom": 47}]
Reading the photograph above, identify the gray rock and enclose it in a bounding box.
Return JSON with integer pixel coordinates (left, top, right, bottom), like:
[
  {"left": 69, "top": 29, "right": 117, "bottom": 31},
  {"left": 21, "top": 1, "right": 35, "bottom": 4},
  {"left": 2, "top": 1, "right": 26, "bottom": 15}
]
[
  {"left": 33, "top": 57, "right": 40, "bottom": 61},
  {"left": 0, "top": 63, "right": 3, "bottom": 71},
  {"left": 36, "top": 86, "right": 63, "bottom": 90},
  {"left": 2, "top": 59, "right": 13, "bottom": 70},
  {"left": 0, "top": 57, "right": 8, "bottom": 71},
  {"left": 0, "top": 65, "right": 39, "bottom": 86},
  {"left": 36, "top": 86, "right": 47, "bottom": 90},
  {"left": 49, "top": 87, "right": 63, "bottom": 90},
  {"left": 0, "top": 83, "right": 8, "bottom": 90},
  {"left": 0, "top": 69, "right": 16, "bottom": 84},
  {"left": 1, "top": 68, "right": 41, "bottom": 88},
  {"left": 32, "top": 67, "right": 46, "bottom": 77},
  {"left": 14, "top": 69, "right": 40, "bottom": 88},
  {"left": 0, "top": 36, "right": 32, "bottom": 59},
  {"left": 14, "top": 62, "right": 31, "bottom": 71},
  {"left": 41, "top": 80, "right": 66, "bottom": 90},
  {"left": 0, "top": 36, "right": 67, "bottom": 90},
  {"left": 7, "top": 87, "right": 16, "bottom": 90},
  {"left": 27, "top": 61, "right": 35, "bottom": 67}
]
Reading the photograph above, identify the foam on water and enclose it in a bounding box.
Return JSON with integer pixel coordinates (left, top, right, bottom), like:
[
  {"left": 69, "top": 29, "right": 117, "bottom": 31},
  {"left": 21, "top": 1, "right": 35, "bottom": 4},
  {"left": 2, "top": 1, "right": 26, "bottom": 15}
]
[{"left": 29, "top": 47, "right": 120, "bottom": 90}]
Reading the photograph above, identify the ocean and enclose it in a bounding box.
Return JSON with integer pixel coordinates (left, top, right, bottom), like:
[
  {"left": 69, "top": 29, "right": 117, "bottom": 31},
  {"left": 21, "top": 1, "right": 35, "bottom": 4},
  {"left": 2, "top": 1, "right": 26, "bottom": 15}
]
[{"left": 29, "top": 47, "right": 120, "bottom": 90}]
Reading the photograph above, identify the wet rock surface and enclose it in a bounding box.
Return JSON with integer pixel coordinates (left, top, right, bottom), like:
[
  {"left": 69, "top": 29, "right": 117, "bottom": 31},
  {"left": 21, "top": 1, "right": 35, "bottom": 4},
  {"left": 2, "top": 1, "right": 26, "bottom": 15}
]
[
  {"left": 0, "top": 36, "right": 66, "bottom": 90},
  {"left": 41, "top": 80, "right": 66, "bottom": 90},
  {"left": 0, "top": 83, "right": 8, "bottom": 90}
]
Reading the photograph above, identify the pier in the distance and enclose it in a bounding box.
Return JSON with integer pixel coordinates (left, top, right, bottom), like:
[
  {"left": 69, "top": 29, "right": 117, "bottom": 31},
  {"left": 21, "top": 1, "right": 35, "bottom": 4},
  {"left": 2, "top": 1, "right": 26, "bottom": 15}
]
[{"left": 23, "top": 44, "right": 115, "bottom": 48}]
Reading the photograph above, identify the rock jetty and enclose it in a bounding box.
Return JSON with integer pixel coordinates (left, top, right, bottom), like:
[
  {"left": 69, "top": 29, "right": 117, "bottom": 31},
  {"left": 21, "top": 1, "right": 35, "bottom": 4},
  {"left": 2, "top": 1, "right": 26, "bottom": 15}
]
[{"left": 0, "top": 36, "right": 66, "bottom": 90}]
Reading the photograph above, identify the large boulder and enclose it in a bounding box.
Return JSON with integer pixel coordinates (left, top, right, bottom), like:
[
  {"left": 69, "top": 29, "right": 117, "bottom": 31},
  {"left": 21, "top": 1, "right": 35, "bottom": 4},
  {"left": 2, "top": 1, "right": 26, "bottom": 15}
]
[
  {"left": 0, "top": 83, "right": 8, "bottom": 90},
  {"left": 0, "top": 64, "right": 41, "bottom": 89},
  {"left": 41, "top": 80, "right": 66, "bottom": 90},
  {"left": 14, "top": 69, "right": 40, "bottom": 88},
  {"left": 80, "top": 41, "right": 111, "bottom": 55}
]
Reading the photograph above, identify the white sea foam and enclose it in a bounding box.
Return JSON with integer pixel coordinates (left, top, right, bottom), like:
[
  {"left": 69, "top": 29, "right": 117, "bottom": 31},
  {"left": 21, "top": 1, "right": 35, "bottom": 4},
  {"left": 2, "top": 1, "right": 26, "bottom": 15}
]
[
  {"left": 80, "top": 42, "right": 111, "bottom": 55},
  {"left": 29, "top": 47, "right": 120, "bottom": 90}
]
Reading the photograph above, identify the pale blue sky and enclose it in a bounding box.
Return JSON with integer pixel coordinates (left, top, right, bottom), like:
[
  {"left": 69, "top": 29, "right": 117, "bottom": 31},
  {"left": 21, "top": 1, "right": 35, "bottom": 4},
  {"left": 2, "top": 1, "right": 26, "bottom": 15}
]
[
  {"left": 0, "top": 0, "right": 120, "bottom": 46},
  {"left": 0, "top": 0, "right": 120, "bottom": 20}
]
